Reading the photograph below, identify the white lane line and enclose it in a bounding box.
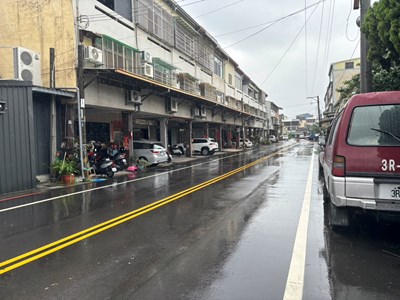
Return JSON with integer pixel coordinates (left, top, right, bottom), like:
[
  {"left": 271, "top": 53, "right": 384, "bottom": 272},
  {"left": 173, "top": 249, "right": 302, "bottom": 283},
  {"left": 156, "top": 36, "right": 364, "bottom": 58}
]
[
  {"left": 283, "top": 150, "right": 314, "bottom": 300},
  {"left": 1, "top": 145, "right": 296, "bottom": 214},
  {"left": 0, "top": 153, "right": 238, "bottom": 213}
]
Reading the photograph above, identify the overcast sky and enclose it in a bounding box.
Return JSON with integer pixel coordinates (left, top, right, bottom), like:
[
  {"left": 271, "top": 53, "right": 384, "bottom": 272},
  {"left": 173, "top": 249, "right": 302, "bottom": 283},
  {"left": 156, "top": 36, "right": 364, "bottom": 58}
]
[{"left": 181, "top": 0, "right": 365, "bottom": 119}]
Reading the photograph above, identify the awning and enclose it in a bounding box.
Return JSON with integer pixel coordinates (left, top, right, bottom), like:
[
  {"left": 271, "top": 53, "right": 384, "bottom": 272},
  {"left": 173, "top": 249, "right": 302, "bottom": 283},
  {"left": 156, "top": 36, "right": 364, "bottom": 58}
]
[
  {"left": 32, "top": 86, "right": 76, "bottom": 98},
  {"left": 175, "top": 17, "right": 200, "bottom": 36},
  {"left": 153, "top": 57, "right": 177, "bottom": 70}
]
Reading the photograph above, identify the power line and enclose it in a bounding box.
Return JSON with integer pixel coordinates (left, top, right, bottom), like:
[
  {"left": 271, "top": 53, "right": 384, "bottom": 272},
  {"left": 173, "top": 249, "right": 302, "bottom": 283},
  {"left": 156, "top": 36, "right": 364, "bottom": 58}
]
[
  {"left": 305, "top": 0, "right": 309, "bottom": 97},
  {"left": 180, "top": 0, "right": 206, "bottom": 7},
  {"left": 194, "top": 0, "right": 244, "bottom": 18},
  {"left": 260, "top": 2, "right": 321, "bottom": 86},
  {"left": 310, "top": 0, "right": 325, "bottom": 94},
  {"left": 222, "top": 0, "right": 326, "bottom": 49},
  {"left": 345, "top": 0, "right": 359, "bottom": 41},
  {"left": 215, "top": 0, "right": 325, "bottom": 38},
  {"left": 320, "top": 0, "right": 336, "bottom": 94}
]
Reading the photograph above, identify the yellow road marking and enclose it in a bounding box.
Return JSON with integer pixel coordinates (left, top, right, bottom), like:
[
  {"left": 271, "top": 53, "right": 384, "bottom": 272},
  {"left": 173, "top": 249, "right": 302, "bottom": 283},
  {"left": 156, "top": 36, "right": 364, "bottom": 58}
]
[{"left": 0, "top": 146, "right": 293, "bottom": 275}]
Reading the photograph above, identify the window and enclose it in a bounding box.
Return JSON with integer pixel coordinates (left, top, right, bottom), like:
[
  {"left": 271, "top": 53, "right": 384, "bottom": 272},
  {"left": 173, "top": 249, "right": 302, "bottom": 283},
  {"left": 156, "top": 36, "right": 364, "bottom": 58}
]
[
  {"left": 228, "top": 74, "right": 232, "bottom": 85},
  {"left": 137, "top": 0, "right": 174, "bottom": 45},
  {"left": 175, "top": 23, "right": 195, "bottom": 58},
  {"left": 197, "top": 39, "right": 212, "bottom": 70},
  {"left": 235, "top": 74, "right": 242, "bottom": 90},
  {"left": 347, "top": 105, "right": 400, "bottom": 146},
  {"left": 345, "top": 62, "right": 354, "bottom": 69},
  {"left": 153, "top": 58, "right": 177, "bottom": 86},
  {"left": 97, "top": 0, "right": 114, "bottom": 10},
  {"left": 98, "top": 35, "right": 139, "bottom": 73},
  {"left": 214, "top": 56, "right": 223, "bottom": 77},
  {"left": 327, "top": 113, "right": 342, "bottom": 146}
]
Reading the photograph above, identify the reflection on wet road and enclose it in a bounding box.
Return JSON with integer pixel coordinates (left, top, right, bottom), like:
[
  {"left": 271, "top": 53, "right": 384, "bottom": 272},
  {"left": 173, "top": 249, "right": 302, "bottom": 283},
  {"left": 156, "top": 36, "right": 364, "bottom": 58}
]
[{"left": 1, "top": 141, "right": 400, "bottom": 299}]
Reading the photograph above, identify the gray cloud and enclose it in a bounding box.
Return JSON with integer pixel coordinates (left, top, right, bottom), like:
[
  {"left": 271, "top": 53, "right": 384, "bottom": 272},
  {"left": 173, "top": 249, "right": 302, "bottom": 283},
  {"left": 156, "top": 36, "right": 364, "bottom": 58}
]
[{"left": 183, "top": 0, "right": 362, "bottom": 118}]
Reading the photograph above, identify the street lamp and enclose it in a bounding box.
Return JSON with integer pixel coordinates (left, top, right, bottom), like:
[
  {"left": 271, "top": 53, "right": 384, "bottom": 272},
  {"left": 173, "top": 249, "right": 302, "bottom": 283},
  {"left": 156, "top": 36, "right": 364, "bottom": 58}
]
[{"left": 306, "top": 96, "right": 321, "bottom": 127}]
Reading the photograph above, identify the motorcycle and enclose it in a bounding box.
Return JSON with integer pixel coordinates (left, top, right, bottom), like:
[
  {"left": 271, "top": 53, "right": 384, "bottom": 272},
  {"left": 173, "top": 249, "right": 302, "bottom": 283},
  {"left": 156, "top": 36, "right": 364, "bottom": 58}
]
[
  {"left": 87, "top": 145, "right": 116, "bottom": 178},
  {"left": 171, "top": 143, "right": 186, "bottom": 156},
  {"left": 110, "top": 147, "right": 128, "bottom": 171}
]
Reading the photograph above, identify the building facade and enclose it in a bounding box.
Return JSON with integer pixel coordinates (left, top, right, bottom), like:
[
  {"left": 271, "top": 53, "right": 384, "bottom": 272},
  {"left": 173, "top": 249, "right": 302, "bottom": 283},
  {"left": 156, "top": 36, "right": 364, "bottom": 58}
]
[
  {"left": 324, "top": 58, "right": 360, "bottom": 116},
  {"left": 0, "top": 0, "right": 280, "bottom": 186}
]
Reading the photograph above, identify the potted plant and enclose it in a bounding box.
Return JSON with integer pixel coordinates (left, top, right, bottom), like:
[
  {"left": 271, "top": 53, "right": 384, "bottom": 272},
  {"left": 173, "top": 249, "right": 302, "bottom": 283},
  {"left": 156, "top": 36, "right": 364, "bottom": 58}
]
[{"left": 51, "top": 159, "right": 79, "bottom": 184}]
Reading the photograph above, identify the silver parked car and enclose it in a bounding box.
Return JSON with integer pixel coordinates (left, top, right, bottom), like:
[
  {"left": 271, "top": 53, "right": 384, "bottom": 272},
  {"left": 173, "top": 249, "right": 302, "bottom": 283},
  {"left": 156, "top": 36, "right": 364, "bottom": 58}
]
[{"left": 132, "top": 140, "right": 169, "bottom": 165}]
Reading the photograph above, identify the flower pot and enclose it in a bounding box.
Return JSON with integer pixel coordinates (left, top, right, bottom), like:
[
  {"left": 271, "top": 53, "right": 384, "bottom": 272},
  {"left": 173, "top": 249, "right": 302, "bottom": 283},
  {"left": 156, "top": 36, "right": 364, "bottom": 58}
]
[{"left": 61, "top": 174, "right": 75, "bottom": 184}]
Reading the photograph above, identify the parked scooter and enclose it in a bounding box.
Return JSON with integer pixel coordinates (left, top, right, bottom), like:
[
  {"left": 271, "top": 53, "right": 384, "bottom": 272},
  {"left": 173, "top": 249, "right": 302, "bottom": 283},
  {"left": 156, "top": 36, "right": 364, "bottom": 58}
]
[
  {"left": 171, "top": 143, "right": 186, "bottom": 156},
  {"left": 87, "top": 143, "right": 116, "bottom": 178},
  {"left": 110, "top": 147, "right": 128, "bottom": 171}
]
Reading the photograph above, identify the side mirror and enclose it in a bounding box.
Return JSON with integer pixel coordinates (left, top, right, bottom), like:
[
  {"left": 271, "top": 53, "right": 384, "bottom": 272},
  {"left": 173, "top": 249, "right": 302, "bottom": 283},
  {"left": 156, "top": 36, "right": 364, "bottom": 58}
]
[{"left": 318, "top": 138, "right": 326, "bottom": 147}]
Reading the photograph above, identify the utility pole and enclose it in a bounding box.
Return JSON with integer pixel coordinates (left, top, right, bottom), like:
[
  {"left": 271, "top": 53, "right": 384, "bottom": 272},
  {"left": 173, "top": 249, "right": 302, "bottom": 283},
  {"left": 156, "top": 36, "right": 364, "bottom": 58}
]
[
  {"left": 306, "top": 96, "right": 321, "bottom": 127},
  {"left": 354, "top": 0, "right": 373, "bottom": 93}
]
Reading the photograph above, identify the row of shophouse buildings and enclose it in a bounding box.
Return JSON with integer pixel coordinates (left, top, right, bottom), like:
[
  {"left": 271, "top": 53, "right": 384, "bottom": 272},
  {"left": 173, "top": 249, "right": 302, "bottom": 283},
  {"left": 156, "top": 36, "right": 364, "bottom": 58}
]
[
  {"left": 0, "top": 0, "right": 284, "bottom": 194},
  {"left": 0, "top": 0, "right": 361, "bottom": 195}
]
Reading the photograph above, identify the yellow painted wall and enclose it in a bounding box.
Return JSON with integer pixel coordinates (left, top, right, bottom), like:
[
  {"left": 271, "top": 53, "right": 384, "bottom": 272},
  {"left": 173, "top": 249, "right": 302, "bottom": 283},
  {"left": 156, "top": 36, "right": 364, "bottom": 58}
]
[
  {"left": 0, "top": 0, "right": 77, "bottom": 87},
  {"left": 224, "top": 61, "right": 236, "bottom": 85}
]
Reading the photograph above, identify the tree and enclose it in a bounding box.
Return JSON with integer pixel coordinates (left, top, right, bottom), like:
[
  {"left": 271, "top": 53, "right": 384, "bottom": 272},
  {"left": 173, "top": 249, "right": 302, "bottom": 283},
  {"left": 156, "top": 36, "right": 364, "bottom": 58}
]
[
  {"left": 362, "top": 0, "right": 400, "bottom": 70},
  {"left": 336, "top": 0, "right": 400, "bottom": 111},
  {"left": 337, "top": 63, "right": 400, "bottom": 109},
  {"left": 336, "top": 73, "right": 360, "bottom": 109}
]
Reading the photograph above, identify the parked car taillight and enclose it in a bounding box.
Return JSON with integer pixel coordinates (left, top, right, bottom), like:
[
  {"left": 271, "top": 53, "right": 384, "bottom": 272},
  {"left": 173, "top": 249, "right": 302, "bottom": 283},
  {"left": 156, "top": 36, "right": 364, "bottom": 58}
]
[
  {"left": 151, "top": 149, "right": 160, "bottom": 154},
  {"left": 332, "top": 155, "right": 346, "bottom": 177}
]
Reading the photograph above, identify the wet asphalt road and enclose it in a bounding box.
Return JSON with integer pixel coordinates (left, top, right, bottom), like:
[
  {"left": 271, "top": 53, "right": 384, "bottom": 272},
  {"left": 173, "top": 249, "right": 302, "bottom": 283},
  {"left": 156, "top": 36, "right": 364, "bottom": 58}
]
[{"left": 1, "top": 140, "right": 400, "bottom": 299}]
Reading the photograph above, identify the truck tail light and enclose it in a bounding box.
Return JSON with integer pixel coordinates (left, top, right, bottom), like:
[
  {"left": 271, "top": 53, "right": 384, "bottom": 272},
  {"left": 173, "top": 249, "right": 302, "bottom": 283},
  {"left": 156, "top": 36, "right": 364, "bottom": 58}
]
[{"left": 332, "top": 155, "right": 346, "bottom": 177}]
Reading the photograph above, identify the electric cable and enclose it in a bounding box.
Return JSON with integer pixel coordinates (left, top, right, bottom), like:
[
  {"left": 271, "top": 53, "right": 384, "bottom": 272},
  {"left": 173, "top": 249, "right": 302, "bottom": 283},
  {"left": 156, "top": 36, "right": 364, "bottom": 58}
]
[
  {"left": 260, "top": 2, "right": 320, "bottom": 86},
  {"left": 222, "top": 0, "right": 326, "bottom": 49},
  {"left": 194, "top": 0, "right": 244, "bottom": 18},
  {"left": 310, "top": 0, "right": 325, "bottom": 94},
  {"left": 345, "top": 0, "right": 359, "bottom": 41},
  {"left": 305, "top": 0, "right": 309, "bottom": 97},
  {"left": 320, "top": 0, "right": 336, "bottom": 95}
]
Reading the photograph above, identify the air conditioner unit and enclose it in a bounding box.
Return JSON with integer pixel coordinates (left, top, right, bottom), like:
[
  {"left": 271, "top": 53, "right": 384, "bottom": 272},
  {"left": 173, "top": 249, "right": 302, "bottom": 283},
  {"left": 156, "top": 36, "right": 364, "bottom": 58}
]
[
  {"left": 13, "top": 47, "right": 42, "bottom": 86},
  {"left": 127, "top": 90, "right": 142, "bottom": 105},
  {"left": 141, "top": 51, "right": 152, "bottom": 63},
  {"left": 84, "top": 46, "right": 103, "bottom": 64},
  {"left": 166, "top": 97, "right": 178, "bottom": 113},
  {"left": 141, "top": 62, "right": 154, "bottom": 78},
  {"left": 200, "top": 106, "right": 207, "bottom": 118},
  {"left": 192, "top": 107, "right": 200, "bottom": 117}
]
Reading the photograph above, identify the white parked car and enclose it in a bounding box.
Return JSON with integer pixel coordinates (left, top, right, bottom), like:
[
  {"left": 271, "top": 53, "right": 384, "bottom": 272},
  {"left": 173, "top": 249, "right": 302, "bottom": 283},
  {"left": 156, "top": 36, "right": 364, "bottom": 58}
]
[
  {"left": 282, "top": 134, "right": 289, "bottom": 141},
  {"left": 239, "top": 138, "right": 253, "bottom": 148},
  {"left": 192, "top": 138, "right": 219, "bottom": 155},
  {"left": 269, "top": 135, "right": 278, "bottom": 143},
  {"left": 132, "top": 140, "right": 169, "bottom": 165}
]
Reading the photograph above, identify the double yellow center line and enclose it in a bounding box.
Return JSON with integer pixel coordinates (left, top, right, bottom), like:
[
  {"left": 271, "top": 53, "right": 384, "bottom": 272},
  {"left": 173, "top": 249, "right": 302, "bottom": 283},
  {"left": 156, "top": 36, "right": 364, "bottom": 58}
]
[{"left": 0, "top": 151, "right": 280, "bottom": 275}]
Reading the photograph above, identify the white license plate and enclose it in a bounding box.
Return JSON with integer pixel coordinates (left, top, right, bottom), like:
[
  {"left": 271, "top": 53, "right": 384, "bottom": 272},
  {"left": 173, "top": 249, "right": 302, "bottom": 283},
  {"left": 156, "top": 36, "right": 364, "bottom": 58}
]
[
  {"left": 111, "top": 167, "right": 117, "bottom": 172},
  {"left": 378, "top": 184, "right": 400, "bottom": 199}
]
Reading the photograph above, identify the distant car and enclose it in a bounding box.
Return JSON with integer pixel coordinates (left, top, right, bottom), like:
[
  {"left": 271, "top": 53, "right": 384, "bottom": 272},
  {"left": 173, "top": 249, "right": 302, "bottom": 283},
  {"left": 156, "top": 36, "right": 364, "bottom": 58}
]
[
  {"left": 282, "top": 134, "right": 289, "bottom": 141},
  {"left": 308, "top": 133, "right": 320, "bottom": 141},
  {"left": 269, "top": 135, "right": 278, "bottom": 143},
  {"left": 320, "top": 91, "right": 400, "bottom": 229},
  {"left": 239, "top": 138, "right": 253, "bottom": 148},
  {"left": 133, "top": 140, "right": 169, "bottom": 165}
]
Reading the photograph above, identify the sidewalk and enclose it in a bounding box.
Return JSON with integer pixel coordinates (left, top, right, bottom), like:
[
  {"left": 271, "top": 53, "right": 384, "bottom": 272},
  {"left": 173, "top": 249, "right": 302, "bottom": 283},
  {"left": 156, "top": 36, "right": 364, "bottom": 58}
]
[{"left": 35, "top": 148, "right": 243, "bottom": 190}]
